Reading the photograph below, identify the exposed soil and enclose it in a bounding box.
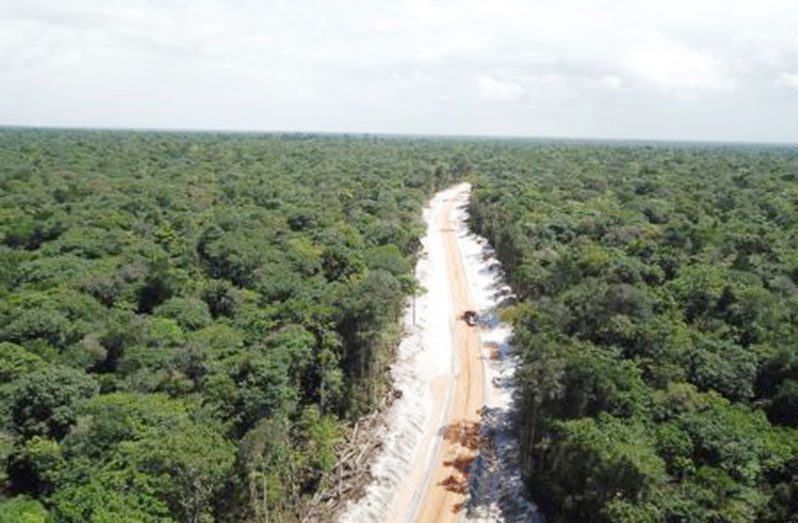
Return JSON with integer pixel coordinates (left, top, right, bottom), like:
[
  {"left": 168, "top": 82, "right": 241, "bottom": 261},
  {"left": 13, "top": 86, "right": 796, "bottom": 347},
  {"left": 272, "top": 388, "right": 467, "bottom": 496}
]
[
  {"left": 412, "top": 189, "right": 486, "bottom": 522},
  {"left": 336, "top": 183, "right": 538, "bottom": 523}
]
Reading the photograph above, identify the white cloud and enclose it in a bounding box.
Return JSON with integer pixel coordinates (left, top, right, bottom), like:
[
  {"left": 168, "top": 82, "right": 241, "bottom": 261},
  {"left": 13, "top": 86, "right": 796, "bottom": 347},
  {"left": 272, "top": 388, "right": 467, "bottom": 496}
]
[
  {"left": 776, "top": 72, "right": 798, "bottom": 88},
  {"left": 599, "top": 75, "right": 624, "bottom": 91},
  {"left": 0, "top": 0, "right": 797, "bottom": 141},
  {"left": 622, "top": 39, "right": 736, "bottom": 94},
  {"left": 477, "top": 75, "right": 526, "bottom": 101}
]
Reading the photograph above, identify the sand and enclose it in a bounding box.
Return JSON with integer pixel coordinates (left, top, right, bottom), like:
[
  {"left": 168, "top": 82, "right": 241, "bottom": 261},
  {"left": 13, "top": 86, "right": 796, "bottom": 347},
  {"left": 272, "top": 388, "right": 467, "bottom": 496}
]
[{"left": 338, "top": 184, "right": 538, "bottom": 523}]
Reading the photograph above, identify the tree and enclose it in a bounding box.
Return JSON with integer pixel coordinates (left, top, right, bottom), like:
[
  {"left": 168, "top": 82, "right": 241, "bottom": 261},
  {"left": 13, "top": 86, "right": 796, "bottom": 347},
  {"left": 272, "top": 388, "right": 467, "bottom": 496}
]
[
  {"left": 0, "top": 496, "right": 49, "bottom": 523},
  {"left": 154, "top": 297, "right": 212, "bottom": 331},
  {"left": 0, "top": 342, "right": 44, "bottom": 383},
  {"left": 11, "top": 366, "right": 98, "bottom": 439},
  {"left": 54, "top": 393, "right": 234, "bottom": 523}
]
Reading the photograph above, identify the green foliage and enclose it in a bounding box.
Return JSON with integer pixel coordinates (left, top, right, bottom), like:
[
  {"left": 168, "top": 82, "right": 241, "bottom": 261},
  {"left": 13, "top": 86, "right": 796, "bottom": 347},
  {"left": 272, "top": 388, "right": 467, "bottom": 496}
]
[
  {"left": 298, "top": 404, "right": 340, "bottom": 475},
  {"left": 533, "top": 415, "right": 667, "bottom": 522},
  {"left": 0, "top": 129, "right": 458, "bottom": 519},
  {"left": 11, "top": 366, "right": 98, "bottom": 439},
  {"left": 50, "top": 393, "right": 234, "bottom": 522},
  {"left": 10, "top": 129, "right": 797, "bottom": 520},
  {"left": 0, "top": 496, "right": 49, "bottom": 523},
  {"left": 470, "top": 143, "right": 798, "bottom": 521},
  {"left": 154, "top": 297, "right": 212, "bottom": 331},
  {"left": 0, "top": 430, "right": 13, "bottom": 487},
  {"left": 51, "top": 468, "right": 173, "bottom": 523},
  {"left": 0, "top": 342, "right": 44, "bottom": 383}
]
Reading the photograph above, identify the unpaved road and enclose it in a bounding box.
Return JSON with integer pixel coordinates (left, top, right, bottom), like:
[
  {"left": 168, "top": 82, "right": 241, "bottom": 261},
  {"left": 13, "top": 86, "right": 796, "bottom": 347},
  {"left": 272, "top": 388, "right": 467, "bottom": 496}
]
[
  {"left": 410, "top": 187, "right": 486, "bottom": 522},
  {"left": 340, "top": 183, "right": 535, "bottom": 523}
]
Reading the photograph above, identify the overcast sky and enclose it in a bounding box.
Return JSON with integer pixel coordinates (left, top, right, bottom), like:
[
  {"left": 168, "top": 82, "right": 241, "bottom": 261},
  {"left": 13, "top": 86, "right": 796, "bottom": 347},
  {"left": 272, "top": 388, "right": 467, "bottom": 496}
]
[{"left": 1, "top": 0, "right": 798, "bottom": 142}]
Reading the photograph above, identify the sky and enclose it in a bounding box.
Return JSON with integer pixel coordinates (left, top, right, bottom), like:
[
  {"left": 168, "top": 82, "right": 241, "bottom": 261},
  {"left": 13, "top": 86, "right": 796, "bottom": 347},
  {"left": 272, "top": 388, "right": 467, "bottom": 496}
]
[{"left": 1, "top": 0, "right": 798, "bottom": 142}]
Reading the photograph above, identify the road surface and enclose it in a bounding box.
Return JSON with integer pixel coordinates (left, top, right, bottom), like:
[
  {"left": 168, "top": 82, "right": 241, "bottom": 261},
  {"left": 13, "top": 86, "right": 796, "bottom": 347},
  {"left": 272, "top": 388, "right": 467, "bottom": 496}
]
[
  {"left": 409, "top": 187, "right": 486, "bottom": 522},
  {"left": 340, "top": 183, "right": 535, "bottom": 523}
]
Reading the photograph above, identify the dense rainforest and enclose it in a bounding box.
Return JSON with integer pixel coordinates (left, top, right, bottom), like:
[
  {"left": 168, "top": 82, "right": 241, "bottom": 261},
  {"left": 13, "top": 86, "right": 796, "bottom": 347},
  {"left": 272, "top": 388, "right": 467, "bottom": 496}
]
[
  {"left": 0, "top": 129, "right": 465, "bottom": 521},
  {"left": 3, "top": 129, "right": 798, "bottom": 523},
  {"left": 469, "top": 143, "right": 798, "bottom": 522}
]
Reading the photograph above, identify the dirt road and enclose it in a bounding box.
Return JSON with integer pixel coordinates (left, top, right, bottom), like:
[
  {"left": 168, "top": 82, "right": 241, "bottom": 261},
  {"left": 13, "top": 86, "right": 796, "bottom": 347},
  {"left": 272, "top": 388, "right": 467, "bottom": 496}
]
[
  {"left": 410, "top": 188, "right": 486, "bottom": 522},
  {"left": 339, "top": 183, "right": 535, "bottom": 523}
]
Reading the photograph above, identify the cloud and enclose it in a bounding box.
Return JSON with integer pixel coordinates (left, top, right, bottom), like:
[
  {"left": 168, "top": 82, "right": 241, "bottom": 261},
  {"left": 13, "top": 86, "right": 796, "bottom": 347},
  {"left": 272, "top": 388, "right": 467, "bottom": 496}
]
[
  {"left": 776, "top": 72, "right": 798, "bottom": 89},
  {"left": 598, "top": 75, "right": 624, "bottom": 91},
  {"left": 477, "top": 75, "right": 526, "bottom": 101},
  {"left": 0, "top": 0, "right": 797, "bottom": 141},
  {"left": 622, "top": 39, "right": 736, "bottom": 94}
]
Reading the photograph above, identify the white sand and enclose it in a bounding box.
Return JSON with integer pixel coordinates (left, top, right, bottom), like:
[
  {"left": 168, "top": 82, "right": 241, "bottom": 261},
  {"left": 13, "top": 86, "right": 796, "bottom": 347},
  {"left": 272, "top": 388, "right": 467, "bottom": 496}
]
[
  {"left": 338, "top": 184, "right": 538, "bottom": 522},
  {"left": 450, "top": 187, "right": 540, "bottom": 522}
]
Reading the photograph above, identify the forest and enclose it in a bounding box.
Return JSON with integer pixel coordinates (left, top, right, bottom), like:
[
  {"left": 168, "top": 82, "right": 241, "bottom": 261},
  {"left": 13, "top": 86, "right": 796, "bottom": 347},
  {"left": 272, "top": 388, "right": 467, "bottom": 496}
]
[
  {"left": 469, "top": 143, "right": 798, "bottom": 522},
  {"left": 3, "top": 129, "right": 798, "bottom": 522},
  {"left": 0, "top": 129, "right": 464, "bottom": 521}
]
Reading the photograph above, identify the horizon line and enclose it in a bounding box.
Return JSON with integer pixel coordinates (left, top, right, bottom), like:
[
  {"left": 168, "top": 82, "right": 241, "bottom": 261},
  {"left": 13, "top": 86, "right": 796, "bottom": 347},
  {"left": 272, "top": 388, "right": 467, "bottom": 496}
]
[{"left": 1, "top": 123, "right": 797, "bottom": 148}]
